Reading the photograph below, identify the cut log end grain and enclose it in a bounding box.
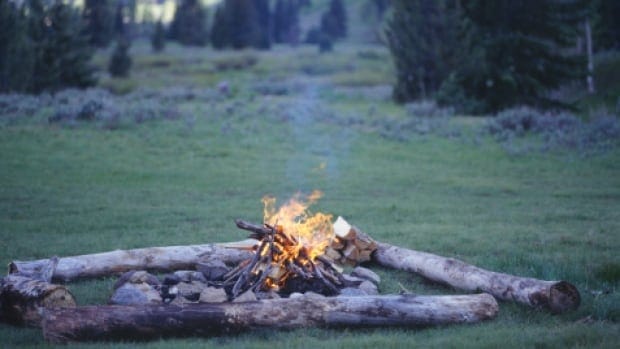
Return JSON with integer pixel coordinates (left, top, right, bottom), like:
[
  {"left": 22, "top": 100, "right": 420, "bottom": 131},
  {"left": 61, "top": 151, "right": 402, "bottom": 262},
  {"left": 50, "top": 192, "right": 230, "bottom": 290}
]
[{"left": 0, "top": 275, "right": 76, "bottom": 327}]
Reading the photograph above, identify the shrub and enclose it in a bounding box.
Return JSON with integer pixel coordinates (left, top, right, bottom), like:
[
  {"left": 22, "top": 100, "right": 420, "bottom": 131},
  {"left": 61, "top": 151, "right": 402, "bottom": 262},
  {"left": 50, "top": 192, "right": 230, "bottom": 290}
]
[{"left": 108, "top": 39, "right": 132, "bottom": 78}]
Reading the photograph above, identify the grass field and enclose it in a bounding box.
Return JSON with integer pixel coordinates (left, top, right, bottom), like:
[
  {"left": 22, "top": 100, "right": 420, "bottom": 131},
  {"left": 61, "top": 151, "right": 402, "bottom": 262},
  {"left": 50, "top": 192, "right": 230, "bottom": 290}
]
[{"left": 1, "top": 40, "right": 619, "bottom": 348}]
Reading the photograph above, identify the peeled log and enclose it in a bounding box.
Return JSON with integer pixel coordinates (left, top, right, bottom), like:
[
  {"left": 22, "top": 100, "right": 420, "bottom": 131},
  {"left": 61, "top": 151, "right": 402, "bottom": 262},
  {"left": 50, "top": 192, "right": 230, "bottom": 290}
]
[
  {"left": 42, "top": 293, "right": 498, "bottom": 343},
  {"left": 9, "top": 244, "right": 251, "bottom": 283},
  {"left": 373, "top": 243, "right": 580, "bottom": 313},
  {"left": 0, "top": 276, "right": 76, "bottom": 326}
]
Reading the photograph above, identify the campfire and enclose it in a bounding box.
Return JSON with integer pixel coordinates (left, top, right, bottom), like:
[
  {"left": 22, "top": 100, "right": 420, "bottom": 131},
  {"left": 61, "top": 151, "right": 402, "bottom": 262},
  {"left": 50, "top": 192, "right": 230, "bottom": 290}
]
[{"left": 216, "top": 190, "right": 373, "bottom": 299}]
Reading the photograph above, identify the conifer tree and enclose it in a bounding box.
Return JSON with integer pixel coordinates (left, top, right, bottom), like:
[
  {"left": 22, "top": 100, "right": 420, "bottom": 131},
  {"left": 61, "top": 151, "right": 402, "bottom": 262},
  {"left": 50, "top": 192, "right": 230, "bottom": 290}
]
[
  {"left": 386, "top": 0, "right": 460, "bottom": 102},
  {"left": 0, "top": 0, "right": 34, "bottom": 92},
  {"left": 28, "top": 0, "right": 96, "bottom": 92},
  {"left": 438, "top": 0, "right": 587, "bottom": 112},
  {"left": 108, "top": 38, "right": 132, "bottom": 78},
  {"left": 151, "top": 20, "right": 166, "bottom": 52},
  {"left": 169, "top": 0, "right": 208, "bottom": 46},
  {"left": 273, "top": 0, "right": 300, "bottom": 44},
  {"left": 321, "top": 0, "right": 347, "bottom": 39},
  {"left": 82, "top": 0, "right": 113, "bottom": 47},
  {"left": 211, "top": 0, "right": 272, "bottom": 50}
]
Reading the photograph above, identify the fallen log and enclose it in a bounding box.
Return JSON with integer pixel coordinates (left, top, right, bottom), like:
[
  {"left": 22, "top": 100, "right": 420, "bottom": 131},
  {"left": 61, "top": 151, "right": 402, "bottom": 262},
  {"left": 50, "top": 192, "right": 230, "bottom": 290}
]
[
  {"left": 9, "top": 244, "right": 251, "bottom": 283},
  {"left": 373, "top": 242, "right": 580, "bottom": 314},
  {"left": 42, "top": 293, "right": 498, "bottom": 343},
  {"left": 1, "top": 275, "right": 76, "bottom": 327}
]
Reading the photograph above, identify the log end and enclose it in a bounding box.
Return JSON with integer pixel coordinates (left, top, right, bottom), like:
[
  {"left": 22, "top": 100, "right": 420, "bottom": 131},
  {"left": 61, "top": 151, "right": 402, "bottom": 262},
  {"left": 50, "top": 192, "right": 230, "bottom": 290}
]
[{"left": 548, "top": 281, "right": 580, "bottom": 314}]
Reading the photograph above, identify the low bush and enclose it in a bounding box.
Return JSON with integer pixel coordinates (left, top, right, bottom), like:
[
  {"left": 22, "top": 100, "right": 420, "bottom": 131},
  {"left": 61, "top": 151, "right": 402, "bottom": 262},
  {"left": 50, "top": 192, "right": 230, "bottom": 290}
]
[{"left": 487, "top": 106, "right": 620, "bottom": 154}]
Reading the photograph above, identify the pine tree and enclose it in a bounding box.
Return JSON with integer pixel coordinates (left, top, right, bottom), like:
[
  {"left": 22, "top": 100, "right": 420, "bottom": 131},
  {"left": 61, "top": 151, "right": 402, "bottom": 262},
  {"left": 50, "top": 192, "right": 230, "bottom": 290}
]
[
  {"left": 151, "top": 20, "right": 166, "bottom": 52},
  {"left": 28, "top": 0, "right": 96, "bottom": 92},
  {"left": 211, "top": 0, "right": 272, "bottom": 50},
  {"left": 255, "top": 0, "right": 271, "bottom": 49},
  {"left": 169, "top": 0, "right": 208, "bottom": 46},
  {"left": 82, "top": 0, "right": 113, "bottom": 47},
  {"left": 438, "top": 0, "right": 587, "bottom": 112},
  {"left": 108, "top": 38, "right": 132, "bottom": 78},
  {"left": 0, "top": 0, "right": 34, "bottom": 92},
  {"left": 210, "top": 4, "right": 230, "bottom": 49},
  {"left": 321, "top": 0, "right": 347, "bottom": 39},
  {"left": 386, "top": 0, "right": 461, "bottom": 102},
  {"left": 273, "top": 0, "right": 300, "bottom": 44}
]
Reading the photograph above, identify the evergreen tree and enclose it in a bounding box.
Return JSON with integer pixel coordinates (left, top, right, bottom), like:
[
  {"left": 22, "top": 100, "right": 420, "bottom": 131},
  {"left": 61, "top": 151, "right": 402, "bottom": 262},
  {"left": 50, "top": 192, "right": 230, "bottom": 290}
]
[
  {"left": 255, "top": 0, "right": 271, "bottom": 49},
  {"left": 0, "top": 0, "right": 34, "bottom": 92},
  {"left": 210, "top": 4, "right": 230, "bottom": 49},
  {"left": 321, "top": 0, "right": 347, "bottom": 39},
  {"left": 438, "top": 0, "right": 587, "bottom": 113},
  {"left": 273, "top": 0, "right": 300, "bottom": 44},
  {"left": 82, "top": 0, "right": 113, "bottom": 47},
  {"left": 28, "top": 0, "right": 96, "bottom": 92},
  {"left": 227, "top": 0, "right": 261, "bottom": 49},
  {"left": 151, "top": 20, "right": 166, "bottom": 52},
  {"left": 210, "top": 0, "right": 272, "bottom": 50},
  {"left": 386, "top": 0, "right": 461, "bottom": 102},
  {"left": 169, "top": 0, "right": 208, "bottom": 46},
  {"left": 596, "top": 0, "right": 620, "bottom": 50},
  {"left": 108, "top": 39, "right": 132, "bottom": 78}
]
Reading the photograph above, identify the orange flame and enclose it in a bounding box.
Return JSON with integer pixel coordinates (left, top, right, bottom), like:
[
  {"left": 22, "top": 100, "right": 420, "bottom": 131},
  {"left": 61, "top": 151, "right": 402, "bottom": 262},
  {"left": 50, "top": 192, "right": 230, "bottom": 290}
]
[{"left": 262, "top": 190, "right": 334, "bottom": 261}]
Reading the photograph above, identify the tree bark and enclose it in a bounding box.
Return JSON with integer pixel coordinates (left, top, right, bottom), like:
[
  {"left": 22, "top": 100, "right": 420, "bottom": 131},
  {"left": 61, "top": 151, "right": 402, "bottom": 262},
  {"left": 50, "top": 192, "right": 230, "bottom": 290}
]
[
  {"left": 9, "top": 244, "right": 251, "bottom": 283},
  {"left": 585, "top": 18, "right": 595, "bottom": 94},
  {"left": 0, "top": 275, "right": 76, "bottom": 327},
  {"left": 372, "top": 243, "right": 580, "bottom": 314},
  {"left": 42, "top": 293, "right": 498, "bottom": 343}
]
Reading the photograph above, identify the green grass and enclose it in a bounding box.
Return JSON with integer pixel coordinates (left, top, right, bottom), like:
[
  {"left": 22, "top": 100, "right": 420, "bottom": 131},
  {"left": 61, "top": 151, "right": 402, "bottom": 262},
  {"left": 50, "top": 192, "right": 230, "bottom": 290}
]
[{"left": 1, "top": 40, "right": 619, "bottom": 348}]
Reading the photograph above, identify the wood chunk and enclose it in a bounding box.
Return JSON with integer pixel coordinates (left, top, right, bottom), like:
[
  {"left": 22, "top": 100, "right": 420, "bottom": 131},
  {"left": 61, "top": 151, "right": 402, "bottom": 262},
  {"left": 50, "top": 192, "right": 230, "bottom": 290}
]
[
  {"left": 333, "top": 216, "right": 356, "bottom": 240},
  {"left": 1, "top": 275, "right": 76, "bottom": 327},
  {"left": 324, "top": 247, "right": 342, "bottom": 261},
  {"left": 330, "top": 237, "right": 345, "bottom": 250},
  {"left": 342, "top": 243, "right": 359, "bottom": 261},
  {"left": 233, "top": 290, "right": 257, "bottom": 303}
]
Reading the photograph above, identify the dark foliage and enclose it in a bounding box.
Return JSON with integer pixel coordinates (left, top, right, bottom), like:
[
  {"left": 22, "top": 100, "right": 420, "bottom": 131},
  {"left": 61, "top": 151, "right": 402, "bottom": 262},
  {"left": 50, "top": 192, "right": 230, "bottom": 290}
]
[
  {"left": 387, "top": 0, "right": 460, "bottom": 103},
  {"left": 151, "top": 20, "right": 166, "bottom": 52},
  {"left": 273, "top": 0, "right": 300, "bottom": 44},
  {"left": 211, "top": 0, "right": 272, "bottom": 49},
  {"left": 26, "top": 0, "right": 93, "bottom": 92},
  {"left": 108, "top": 39, "right": 132, "bottom": 78},
  {"left": 0, "top": 0, "right": 34, "bottom": 92},
  {"left": 82, "top": 0, "right": 113, "bottom": 47},
  {"left": 320, "top": 0, "right": 347, "bottom": 39},
  {"left": 169, "top": 0, "right": 208, "bottom": 46},
  {"left": 595, "top": 0, "right": 620, "bottom": 50}
]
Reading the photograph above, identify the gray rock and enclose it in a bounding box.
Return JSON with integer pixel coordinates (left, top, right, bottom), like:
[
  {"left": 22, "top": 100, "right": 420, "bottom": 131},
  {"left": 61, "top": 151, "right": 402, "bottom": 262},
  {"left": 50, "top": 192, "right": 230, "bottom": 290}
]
[
  {"left": 339, "top": 287, "right": 367, "bottom": 297},
  {"left": 196, "top": 260, "right": 230, "bottom": 281},
  {"left": 110, "top": 283, "right": 162, "bottom": 305},
  {"left": 199, "top": 287, "right": 228, "bottom": 303},
  {"left": 358, "top": 280, "right": 379, "bottom": 295},
  {"left": 233, "top": 290, "right": 257, "bottom": 303},
  {"left": 351, "top": 267, "right": 381, "bottom": 284},
  {"left": 176, "top": 282, "right": 205, "bottom": 301}
]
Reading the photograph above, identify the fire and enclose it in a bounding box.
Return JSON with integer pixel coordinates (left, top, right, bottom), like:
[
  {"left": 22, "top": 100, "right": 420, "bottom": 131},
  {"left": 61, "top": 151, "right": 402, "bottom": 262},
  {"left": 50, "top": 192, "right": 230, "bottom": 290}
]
[{"left": 261, "top": 190, "right": 334, "bottom": 261}]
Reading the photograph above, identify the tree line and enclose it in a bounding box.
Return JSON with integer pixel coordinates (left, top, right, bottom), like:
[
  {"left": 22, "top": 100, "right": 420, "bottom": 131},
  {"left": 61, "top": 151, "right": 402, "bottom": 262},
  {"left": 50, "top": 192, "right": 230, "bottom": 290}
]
[{"left": 387, "top": 0, "right": 620, "bottom": 113}]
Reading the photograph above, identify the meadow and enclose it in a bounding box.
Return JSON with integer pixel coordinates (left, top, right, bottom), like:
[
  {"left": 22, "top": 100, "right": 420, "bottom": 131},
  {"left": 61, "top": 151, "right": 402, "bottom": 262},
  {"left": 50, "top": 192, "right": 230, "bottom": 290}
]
[{"left": 0, "top": 41, "right": 619, "bottom": 348}]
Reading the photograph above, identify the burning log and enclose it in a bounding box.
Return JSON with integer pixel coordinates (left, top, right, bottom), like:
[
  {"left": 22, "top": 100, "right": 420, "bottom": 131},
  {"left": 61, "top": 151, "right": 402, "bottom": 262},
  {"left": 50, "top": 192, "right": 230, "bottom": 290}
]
[
  {"left": 373, "top": 242, "right": 580, "bottom": 314},
  {"left": 229, "top": 219, "right": 346, "bottom": 299},
  {"left": 0, "top": 275, "right": 76, "bottom": 327},
  {"left": 42, "top": 293, "right": 499, "bottom": 343},
  {"left": 9, "top": 244, "right": 251, "bottom": 283}
]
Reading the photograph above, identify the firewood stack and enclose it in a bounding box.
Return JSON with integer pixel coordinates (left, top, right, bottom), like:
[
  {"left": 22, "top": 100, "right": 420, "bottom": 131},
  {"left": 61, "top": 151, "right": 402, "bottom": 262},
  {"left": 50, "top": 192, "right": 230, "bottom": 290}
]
[{"left": 324, "top": 216, "right": 378, "bottom": 266}]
